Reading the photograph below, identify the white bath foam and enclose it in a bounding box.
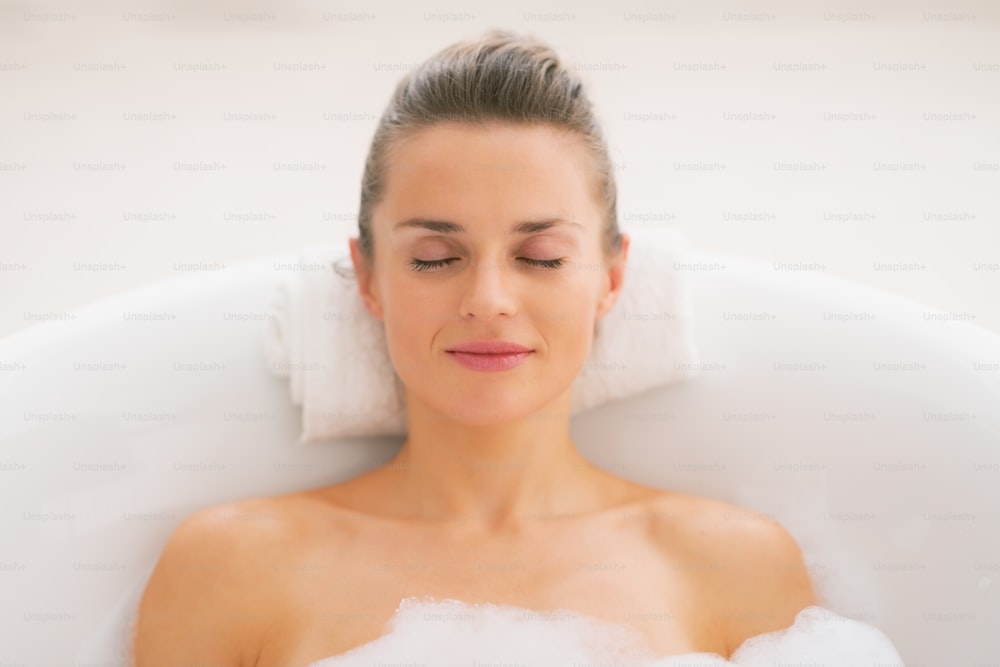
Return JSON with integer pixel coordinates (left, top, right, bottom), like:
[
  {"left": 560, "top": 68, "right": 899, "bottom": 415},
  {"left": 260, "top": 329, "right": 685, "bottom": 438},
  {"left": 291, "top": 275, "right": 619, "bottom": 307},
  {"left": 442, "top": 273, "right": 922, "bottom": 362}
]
[
  {"left": 724, "top": 605, "right": 907, "bottom": 667},
  {"left": 305, "top": 596, "right": 663, "bottom": 666},
  {"left": 301, "top": 597, "right": 907, "bottom": 667}
]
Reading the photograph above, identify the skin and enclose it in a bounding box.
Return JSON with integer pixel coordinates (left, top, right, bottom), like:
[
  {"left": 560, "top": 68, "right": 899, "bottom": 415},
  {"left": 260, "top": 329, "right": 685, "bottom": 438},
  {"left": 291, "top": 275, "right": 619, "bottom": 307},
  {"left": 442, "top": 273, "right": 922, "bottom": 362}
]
[
  {"left": 131, "top": 122, "right": 819, "bottom": 667},
  {"left": 344, "top": 121, "right": 632, "bottom": 534}
]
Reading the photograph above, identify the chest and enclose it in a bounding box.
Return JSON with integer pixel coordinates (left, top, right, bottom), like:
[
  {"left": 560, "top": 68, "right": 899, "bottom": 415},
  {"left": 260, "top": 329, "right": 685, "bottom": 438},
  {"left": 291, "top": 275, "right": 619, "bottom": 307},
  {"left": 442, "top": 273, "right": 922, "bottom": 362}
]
[{"left": 255, "top": 522, "right": 728, "bottom": 666}]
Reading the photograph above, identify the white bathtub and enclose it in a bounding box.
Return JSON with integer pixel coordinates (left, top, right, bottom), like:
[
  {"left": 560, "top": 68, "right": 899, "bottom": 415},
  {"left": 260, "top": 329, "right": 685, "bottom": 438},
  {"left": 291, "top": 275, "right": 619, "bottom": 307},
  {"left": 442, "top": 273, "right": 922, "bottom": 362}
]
[{"left": 1, "top": 243, "right": 997, "bottom": 665}]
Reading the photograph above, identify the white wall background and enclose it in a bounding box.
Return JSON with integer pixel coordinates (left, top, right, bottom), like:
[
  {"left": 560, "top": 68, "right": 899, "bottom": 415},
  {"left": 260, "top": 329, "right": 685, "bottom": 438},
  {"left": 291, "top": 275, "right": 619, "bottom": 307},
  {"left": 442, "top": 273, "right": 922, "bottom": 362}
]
[{"left": 1, "top": 0, "right": 998, "bottom": 339}]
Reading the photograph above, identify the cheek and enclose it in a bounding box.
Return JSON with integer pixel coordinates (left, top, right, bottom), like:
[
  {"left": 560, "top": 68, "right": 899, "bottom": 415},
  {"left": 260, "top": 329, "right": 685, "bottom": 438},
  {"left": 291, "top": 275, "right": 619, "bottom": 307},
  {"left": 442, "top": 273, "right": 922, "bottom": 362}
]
[
  {"left": 375, "top": 276, "right": 436, "bottom": 376},
  {"left": 384, "top": 277, "right": 453, "bottom": 328},
  {"left": 530, "top": 284, "right": 601, "bottom": 362},
  {"left": 531, "top": 275, "right": 600, "bottom": 325}
]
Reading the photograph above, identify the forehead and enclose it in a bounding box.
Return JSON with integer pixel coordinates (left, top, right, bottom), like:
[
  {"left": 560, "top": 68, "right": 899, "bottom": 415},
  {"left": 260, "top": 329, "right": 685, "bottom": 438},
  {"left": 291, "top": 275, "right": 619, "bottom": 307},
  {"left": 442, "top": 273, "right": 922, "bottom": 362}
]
[{"left": 377, "top": 122, "right": 600, "bottom": 233}]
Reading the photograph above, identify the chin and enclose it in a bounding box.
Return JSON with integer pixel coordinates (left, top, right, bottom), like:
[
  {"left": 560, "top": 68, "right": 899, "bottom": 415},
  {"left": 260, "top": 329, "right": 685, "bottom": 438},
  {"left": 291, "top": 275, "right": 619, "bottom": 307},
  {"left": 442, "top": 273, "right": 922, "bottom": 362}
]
[
  {"left": 417, "top": 386, "right": 561, "bottom": 427},
  {"left": 442, "top": 381, "right": 575, "bottom": 425}
]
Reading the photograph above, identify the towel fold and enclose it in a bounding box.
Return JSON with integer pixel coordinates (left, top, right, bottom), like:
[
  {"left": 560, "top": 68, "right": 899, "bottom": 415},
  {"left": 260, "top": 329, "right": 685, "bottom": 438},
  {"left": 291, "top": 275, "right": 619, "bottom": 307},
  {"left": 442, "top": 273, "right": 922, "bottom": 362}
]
[{"left": 266, "top": 226, "right": 700, "bottom": 443}]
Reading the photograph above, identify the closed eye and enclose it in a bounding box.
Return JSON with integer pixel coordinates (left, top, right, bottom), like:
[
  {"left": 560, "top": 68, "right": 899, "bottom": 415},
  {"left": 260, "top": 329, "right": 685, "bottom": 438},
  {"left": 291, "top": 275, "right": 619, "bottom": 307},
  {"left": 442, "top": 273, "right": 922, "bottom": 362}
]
[{"left": 408, "top": 257, "right": 565, "bottom": 272}]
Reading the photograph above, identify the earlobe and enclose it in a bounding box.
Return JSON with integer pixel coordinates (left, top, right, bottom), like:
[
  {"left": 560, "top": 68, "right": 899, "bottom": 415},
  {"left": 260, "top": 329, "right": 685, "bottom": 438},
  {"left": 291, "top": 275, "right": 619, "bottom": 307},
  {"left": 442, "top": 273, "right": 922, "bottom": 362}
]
[
  {"left": 596, "top": 290, "right": 618, "bottom": 320},
  {"left": 361, "top": 289, "right": 383, "bottom": 321},
  {"left": 594, "top": 284, "right": 616, "bottom": 321}
]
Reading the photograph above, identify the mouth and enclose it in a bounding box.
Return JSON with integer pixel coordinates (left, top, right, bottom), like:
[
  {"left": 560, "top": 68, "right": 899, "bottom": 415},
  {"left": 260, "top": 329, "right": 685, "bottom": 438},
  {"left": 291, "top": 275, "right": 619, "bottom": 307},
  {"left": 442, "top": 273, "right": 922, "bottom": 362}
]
[
  {"left": 445, "top": 348, "right": 534, "bottom": 372},
  {"left": 445, "top": 341, "right": 533, "bottom": 355}
]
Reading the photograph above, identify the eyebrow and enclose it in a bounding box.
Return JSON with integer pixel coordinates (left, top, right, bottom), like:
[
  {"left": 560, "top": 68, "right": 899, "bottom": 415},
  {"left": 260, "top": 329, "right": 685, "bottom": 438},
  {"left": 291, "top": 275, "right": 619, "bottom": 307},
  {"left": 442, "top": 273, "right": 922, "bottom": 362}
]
[{"left": 392, "top": 217, "right": 583, "bottom": 235}]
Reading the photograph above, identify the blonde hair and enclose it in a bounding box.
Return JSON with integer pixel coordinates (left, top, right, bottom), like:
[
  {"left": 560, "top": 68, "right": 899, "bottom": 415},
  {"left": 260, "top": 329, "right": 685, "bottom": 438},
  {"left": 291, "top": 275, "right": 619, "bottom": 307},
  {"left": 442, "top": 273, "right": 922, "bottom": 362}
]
[{"left": 339, "top": 28, "right": 621, "bottom": 278}]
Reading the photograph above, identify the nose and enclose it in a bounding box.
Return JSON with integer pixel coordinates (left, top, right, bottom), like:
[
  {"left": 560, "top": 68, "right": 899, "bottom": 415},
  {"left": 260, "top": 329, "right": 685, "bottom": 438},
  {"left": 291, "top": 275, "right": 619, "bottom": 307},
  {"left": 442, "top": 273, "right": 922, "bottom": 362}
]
[{"left": 458, "top": 256, "right": 519, "bottom": 320}]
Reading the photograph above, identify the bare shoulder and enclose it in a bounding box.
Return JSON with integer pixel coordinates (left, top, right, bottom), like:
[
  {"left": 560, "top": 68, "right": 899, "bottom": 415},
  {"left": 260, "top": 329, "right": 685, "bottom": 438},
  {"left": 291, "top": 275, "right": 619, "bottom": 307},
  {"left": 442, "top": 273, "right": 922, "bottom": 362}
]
[
  {"left": 132, "top": 496, "right": 298, "bottom": 667},
  {"left": 647, "top": 492, "right": 819, "bottom": 657}
]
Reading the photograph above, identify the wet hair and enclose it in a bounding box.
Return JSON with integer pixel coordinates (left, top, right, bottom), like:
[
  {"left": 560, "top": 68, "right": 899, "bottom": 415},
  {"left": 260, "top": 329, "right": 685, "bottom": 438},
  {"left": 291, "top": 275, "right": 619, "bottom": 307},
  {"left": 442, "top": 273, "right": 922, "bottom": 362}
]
[{"left": 335, "top": 28, "right": 621, "bottom": 279}]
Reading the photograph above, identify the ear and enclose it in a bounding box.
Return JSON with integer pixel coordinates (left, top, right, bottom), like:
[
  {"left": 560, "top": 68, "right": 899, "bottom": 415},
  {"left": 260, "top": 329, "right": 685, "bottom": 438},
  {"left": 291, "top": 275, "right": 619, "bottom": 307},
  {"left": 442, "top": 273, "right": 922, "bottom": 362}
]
[
  {"left": 348, "top": 237, "right": 384, "bottom": 321},
  {"left": 595, "top": 232, "right": 629, "bottom": 320}
]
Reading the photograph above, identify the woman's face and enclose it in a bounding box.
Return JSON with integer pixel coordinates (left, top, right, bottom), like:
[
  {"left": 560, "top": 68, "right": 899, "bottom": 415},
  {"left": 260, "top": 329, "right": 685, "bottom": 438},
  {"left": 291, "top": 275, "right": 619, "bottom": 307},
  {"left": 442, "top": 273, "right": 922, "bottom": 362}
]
[{"left": 349, "top": 122, "right": 629, "bottom": 425}]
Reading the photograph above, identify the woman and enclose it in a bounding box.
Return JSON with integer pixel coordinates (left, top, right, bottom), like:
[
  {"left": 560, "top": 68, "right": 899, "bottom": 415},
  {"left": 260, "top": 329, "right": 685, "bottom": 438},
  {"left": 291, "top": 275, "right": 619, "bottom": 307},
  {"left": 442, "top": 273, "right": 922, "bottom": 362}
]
[{"left": 132, "top": 29, "right": 818, "bottom": 666}]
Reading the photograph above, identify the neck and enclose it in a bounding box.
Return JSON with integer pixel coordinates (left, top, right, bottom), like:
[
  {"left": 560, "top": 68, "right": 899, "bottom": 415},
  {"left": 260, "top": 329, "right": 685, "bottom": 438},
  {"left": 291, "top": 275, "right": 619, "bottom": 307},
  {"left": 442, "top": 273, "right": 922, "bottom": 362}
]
[{"left": 376, "top": 388, "right": 610, "bottom": 536}]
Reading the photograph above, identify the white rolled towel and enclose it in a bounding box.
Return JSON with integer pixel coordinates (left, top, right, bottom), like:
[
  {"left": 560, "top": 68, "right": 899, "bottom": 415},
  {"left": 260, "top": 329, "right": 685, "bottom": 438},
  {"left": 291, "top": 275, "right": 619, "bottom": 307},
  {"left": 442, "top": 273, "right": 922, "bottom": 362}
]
[{"left": 266, "top": 226, "right": 701, "bottom": 443}]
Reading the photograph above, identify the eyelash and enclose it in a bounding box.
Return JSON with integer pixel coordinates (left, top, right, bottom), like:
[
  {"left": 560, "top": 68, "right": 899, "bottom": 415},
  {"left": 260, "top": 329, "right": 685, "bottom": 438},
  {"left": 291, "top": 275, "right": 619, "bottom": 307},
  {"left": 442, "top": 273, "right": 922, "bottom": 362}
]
[{"left": 408, "top": 257, "right": 565, "bottom": 272}]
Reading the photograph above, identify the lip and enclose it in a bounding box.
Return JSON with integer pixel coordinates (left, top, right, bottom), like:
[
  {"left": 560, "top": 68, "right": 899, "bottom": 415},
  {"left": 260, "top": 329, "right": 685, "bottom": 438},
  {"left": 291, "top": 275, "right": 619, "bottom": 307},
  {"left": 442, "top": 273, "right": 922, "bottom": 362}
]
[
  {"left": 445, "top": 340, "right": 535, "bottom": 372},
  {"left": 445, "top": 340, "right": 534, "bottom": 355}
]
